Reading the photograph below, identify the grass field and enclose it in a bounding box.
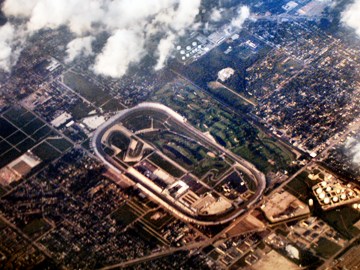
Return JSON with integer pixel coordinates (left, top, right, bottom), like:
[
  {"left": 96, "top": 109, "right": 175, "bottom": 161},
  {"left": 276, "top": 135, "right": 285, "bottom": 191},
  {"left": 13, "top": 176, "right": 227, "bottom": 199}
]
[
  {"left": 284, "top": 171, "right": 314, "bottom": 202},
  {"left": 101, "top": 99, "right": 126, "bottom": 112},
  {"left": 0, "top": 110, "right": 45, "bottom": 169},
  {"left": 0, "top": 148, "right": 21, "bottom": 168},
  {"left": 122, "top": 109, "right": 169, "bottom": 132},
  {"left": 23, "top": 218, "right": 51, "bottom": 238},
  {"left": 3, "top": 107, "right": 28, "bottom": 122},
  {"left": 148, "top": 153, "right": 185, "bottom": 178},
  {"left": 63, "top": 71, "right": 112, "bottom": 106},
  {"left": 68, "top": 101, "right": 93, "bottom": 120},
  {"left": 150, "top": 79, "right": 295, "bottom": 173},
  {"left": 312, "top": 237, "right": 342, "bottom": 259},
  {"left": 47, "top": 138, "right": 72, "bottom": 152},
  {"left": 194, "top": 157, "right": 230, "bottom": 180},
  {"left": 22, "top": 118, "right": 45, "bottom": 135},
  {"left": 316, "top": 206, "right": 360, "bottom": 240},
  {"left": 7, "top": 131, "right": 27, "bottom": 145},
  {"left": 17, "top": 138, "right": 37, "bottom": 152},
  {"left": 108, "top": 131, "right": 130, "bottom": 151},
  {"left": 111, "top": 203, "right": 140, "bottom": 227},
  {"left": 31, "top": 142, "right": 62, "bottom": 162},
  {"left": 32, "top": 126, "right": 53, "bottom": 141},
  {"left": 3, "top": 107, "right": 34, "bottom": 127},
  {"left": 132, "top": 221, "right": 165, "bottom": 246},
  {"left": 0, "top": 140, "right": 12, "bottom": 153},
  {"left": 0, "top": 117, "right": 17, "bottom": 137}
]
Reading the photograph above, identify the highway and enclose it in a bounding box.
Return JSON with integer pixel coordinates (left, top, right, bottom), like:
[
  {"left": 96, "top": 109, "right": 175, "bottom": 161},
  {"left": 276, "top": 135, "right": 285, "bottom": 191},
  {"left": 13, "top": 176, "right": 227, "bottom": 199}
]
[{"left": 92, "top": 102, "right": 266, "bottom": 226}]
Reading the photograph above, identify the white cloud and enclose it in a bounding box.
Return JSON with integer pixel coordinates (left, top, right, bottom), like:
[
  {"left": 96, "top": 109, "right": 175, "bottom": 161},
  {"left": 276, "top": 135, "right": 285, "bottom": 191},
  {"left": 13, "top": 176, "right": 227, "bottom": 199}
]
[
  {"left": 0, "top": 1, "right": 251, "bottom": 78},
  {"left": 1, "top": 1, "right": 252, "bottom": 77},
  {"left": 231, "top": 6, "right": 250, "bottom": 29},
  {"left": 93, "top": 29, "right": 145, "bottom": 78},
  {"left": 103, "top": 0, "right": 176, "bottom": 31},
  {"left": 155, "top": 33, "right": 175, "bottom": 70},
  {"left": 345, "top": 136, "right": 360, "bottom": 166},
  {"left": 353, "top": 146, "right": 360, "bottom": 164},
  {"left": 65, "top": 36, "right": 94, "bottom": 63},
  {"left": 2, "top": 0, "right": 37, "bottom": 17},
  {"left": 341, "top": 0, "right": 360, "bottom": 37},
  {"left": 172, "top": 0, "right": 201, "bottom": 32},
  {"left": 1, "top": 0, "right": 204, "bottom": 77},
  {"left": 0, "top": 23, "right": 26, "bottom": 72},
  {"left": 210, "top": 8, "right": 223, "bottom": 22},
  {"left": 27, "top": 0, "right": 104, "bottom": 35}
]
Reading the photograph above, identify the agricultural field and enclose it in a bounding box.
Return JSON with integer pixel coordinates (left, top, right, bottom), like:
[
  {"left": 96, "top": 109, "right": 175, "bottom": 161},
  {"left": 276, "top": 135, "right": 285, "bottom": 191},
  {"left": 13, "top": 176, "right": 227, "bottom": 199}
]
[
  {"left": 147, "top": 153, "right": 185, "bottom": 178},
  {"left": 149, "top": 78, "right": 296, "bottom": 174},
  {"left": 63, "top": 71, "right": 113, "bottom": 107},
  {"left": 0, "top": 106, "right": 73, "bottom": 175}
]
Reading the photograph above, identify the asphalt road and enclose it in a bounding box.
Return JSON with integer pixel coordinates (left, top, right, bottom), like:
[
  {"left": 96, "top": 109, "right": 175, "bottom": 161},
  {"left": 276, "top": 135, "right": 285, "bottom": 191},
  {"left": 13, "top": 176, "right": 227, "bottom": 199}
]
[{"left": 91, "top": 102, "right": 266, "bottom": 226}]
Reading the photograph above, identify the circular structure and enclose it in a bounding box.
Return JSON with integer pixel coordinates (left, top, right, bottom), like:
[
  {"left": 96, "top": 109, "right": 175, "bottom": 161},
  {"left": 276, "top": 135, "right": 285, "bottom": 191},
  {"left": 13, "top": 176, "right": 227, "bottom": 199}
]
[{"left": 92, "top": 102, "right": 266, "bottom": 226}]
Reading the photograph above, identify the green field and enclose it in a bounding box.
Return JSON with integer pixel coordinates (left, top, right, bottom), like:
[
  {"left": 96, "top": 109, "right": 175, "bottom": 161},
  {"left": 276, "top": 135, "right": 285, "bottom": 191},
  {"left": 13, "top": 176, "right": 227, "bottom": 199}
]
[
  {"left": 47, "top": 138, "right": 72, "bottom": 152},
  {"left": 284, "top": 171, "right": 314, "bottom": 202},
  {"left": 140, "top": 129, "right": 229, "bottom": 180},
  {"left": 312, "top": 237, "right": 342, "bottom": 259},
  {"left": 148, "top": 153, "right": 185, "bottom": 178},
  {"left": 22, "top": 118, "right": 45, "bottom": 135},
  {"left": 0, "top": 140, "right": 12, "bottom": 153},
  {"left": 3, "top": 107, "right": 28, "bottom": 123},
  {"left": 63, "top": 71, "right": 112, "bottom": 106},
  {"left": 101, "top": 99, "right": 126, "bottom": 112},
  {"left": 111, "top": 203, "right": 140, "bottom": 227},
  {"left": 149, "top": 79, "right": 295, "bottom": 173},
  {"left": 17, "top": 138, "right": 37, "bottom": 152},
  {"left": 0, "top": 148, "right": 21, "bottom": 168},
  {"left": 122, "top": 110, "right": 169, "bottom": 132},
  {"left": 68, "top": 101, "right": 93, "bottom": 120},
  {"left": 0, "top": 117, "right": 17, "bottom": 138},
  {"left": 108, "top": 131, "right": 130, "bottom": 151},
  {"left": 32, "top": 126, "right": 53, "bottom": 141},
  {"left": 194, "top": 157, "right": 230, "bottom": 181},
  {"left": 22, "top": 218, "right": 51, "bottom": 238},
  {"left": 207, "top": 83, "right": 252, "bottom": 110},
  {"left": 3, "top": 107, "right": 35, "bottom": 127},
  {"left": 316, "top": 206, "right": 360, "bottom": 240},
  {"left": 7, "top": 131, "right": 27, "bottom": 145},
  {"left": 32, "top": 142, "right": 62, "bottom": 162}
]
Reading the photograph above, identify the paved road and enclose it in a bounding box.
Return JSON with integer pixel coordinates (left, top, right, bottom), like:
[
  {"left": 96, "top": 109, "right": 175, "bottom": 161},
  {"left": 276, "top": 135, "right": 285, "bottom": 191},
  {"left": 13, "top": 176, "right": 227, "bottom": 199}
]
[
  {"left": 99, "top": 239, "right": 215, "bottom": 270},
  {"left": 92, "top": 102, "right": 266, "bottom": 226}
]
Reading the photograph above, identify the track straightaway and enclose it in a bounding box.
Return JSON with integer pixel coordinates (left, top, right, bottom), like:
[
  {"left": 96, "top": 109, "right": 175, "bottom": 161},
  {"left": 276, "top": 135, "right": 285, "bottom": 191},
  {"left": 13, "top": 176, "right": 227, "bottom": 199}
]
[{"left": 92, "top": 102, "right": 266, "bottom": 226}]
